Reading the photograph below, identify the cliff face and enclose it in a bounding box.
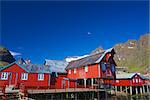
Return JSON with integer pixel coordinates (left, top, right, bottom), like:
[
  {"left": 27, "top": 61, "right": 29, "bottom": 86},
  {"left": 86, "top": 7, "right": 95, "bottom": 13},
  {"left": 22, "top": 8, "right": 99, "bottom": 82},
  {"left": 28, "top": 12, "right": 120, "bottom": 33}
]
[
  {"left": 92, "top": 34, "right": 150, "bottom": 73},
  {"left": 114, "top": 34, "right": 150, "bottom": 73},
  {"left": 0, "top": 46, "right": 16, "bottom": 66}
]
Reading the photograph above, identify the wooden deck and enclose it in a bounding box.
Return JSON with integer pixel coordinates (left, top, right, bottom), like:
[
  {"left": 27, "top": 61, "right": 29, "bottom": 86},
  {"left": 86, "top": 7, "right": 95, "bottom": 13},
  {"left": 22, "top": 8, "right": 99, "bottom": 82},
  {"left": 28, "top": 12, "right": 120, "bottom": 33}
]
[{"left": 27, "top": 88, "right": 105, "bottom": 94}]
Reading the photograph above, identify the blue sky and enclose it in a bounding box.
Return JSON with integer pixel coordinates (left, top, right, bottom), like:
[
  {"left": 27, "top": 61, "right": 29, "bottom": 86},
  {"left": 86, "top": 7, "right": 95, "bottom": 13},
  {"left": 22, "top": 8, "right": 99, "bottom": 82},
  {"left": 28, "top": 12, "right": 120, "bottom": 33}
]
[{"left": 1, "top": 1, "right": 149, "bottom": 64}]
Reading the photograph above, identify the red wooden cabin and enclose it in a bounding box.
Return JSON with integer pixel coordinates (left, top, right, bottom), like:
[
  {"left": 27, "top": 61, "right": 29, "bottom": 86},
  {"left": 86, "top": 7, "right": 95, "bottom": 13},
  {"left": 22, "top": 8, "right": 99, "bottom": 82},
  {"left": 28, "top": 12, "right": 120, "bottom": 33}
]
[
  {"left": 114, "top": 73, "right": 145, "bottom": 86},
  {"left": 0, "top": 62, "right": 52, "bottom": 92},
  {"left": 65, "top": 48, "right": 117, "bottom": 88},
  {"left": 111, "top": 72, "right": 150, "bottom": 95}
]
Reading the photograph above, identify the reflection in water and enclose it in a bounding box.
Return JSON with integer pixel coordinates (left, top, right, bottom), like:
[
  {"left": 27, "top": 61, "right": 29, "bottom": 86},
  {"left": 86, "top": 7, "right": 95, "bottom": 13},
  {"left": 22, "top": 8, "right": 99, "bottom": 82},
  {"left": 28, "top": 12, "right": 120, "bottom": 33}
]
[{"left": 109, "top": 95, "right": 150, "bottom": 100}]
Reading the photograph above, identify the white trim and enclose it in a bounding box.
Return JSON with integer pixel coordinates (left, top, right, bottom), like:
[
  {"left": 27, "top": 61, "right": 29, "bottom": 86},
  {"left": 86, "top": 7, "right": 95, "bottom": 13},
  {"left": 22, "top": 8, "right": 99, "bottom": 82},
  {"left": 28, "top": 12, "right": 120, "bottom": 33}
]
[
  {"left": 21, "top": 73, "right": 28, "bottom": 80},
  {"left": 1, "top": 72, "right": 9, "bottom": 80},
  {"left": 139, "top": 78, "right": 141, "bottom": 83},
  {"left": 74, "top": 68, "right": 77, "bottom": 74},
  {"left": 136, "top": 79, "right": 138, "bottom": 83},
  {"left": 116, "top": 80, "right": 119, "bottom": 83},
  {"left": 85, "top": 66, "right": 88, "bottom": 72},
  {"left": 38, "top": 74, "right": 44, "bottom": 81},
  {"left": 68, "top": 69, "right": 71, "bottom": 74},
  {"left": 98, "top": 64, "right": 101, "bottom": 78},
  {"left": 95, "top": 48, "right": 113, "bottom": 63}
]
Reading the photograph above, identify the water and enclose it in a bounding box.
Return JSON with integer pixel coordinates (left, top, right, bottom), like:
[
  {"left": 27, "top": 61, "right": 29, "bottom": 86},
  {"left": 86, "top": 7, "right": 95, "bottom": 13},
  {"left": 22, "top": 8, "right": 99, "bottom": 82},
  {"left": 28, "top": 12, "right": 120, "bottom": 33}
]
[{"left": 109, "top": 95, "right": 150, "bottom": 100}]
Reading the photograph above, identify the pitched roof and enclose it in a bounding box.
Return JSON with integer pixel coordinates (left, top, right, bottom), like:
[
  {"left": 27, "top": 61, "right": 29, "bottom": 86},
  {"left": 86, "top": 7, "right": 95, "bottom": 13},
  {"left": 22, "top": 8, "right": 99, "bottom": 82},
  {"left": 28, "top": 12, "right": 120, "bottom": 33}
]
[
  {"left": 116, "top": 72, "right": 146, "bottom": 79},
  {"left": 66, "top": 48, "right": 114, "bottom": 70},
  {"left": 0, "top": 62, "right": 52, "bottom": 74},
  {"left": 44, "top": 59, "right": 68, "bottom": 73},
  {"left": 116, "top": 73, "right": 136, "bottom": 79}
]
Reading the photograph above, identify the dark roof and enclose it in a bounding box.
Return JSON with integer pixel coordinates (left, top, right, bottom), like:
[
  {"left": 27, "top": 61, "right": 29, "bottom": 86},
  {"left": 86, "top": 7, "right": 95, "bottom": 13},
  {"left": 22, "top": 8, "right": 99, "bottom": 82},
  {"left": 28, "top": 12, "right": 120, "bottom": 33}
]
[
  {"left": 66, "top": 48, "right": 114, "bottom": 70},
  {"left": 0, "top": 62, "right": 52, "bottom": 74}
]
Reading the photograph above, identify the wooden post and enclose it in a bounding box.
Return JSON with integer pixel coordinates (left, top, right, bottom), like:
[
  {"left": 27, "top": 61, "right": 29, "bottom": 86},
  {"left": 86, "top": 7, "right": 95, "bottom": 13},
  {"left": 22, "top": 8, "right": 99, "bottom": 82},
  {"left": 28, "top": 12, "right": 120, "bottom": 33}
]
[
  {"left": 75, "top": 93, "right": 77, "bottom": 100},
  {"left": 115, "top": 86, "right": 117, "bottom": 93},
  {"left": 135, "top": 86, "right": 138, "bottom": 95},
  {"left": 92, "top": 91, "right": 94, "bottom": 100},
  {"left": 91, "top": 78, "right": 94, "bottom": 89},
  {"left": 140, "top": 86, "right": 143, "bottom": 94},
  {"left": 84, "top": 78, "right": 87, "bottom": 88},
  {"left": 125, "top": 86, "right": 128, "bottom": 94},
  {"left": 130, "top": 86, "right": 132, "bottom": 95},
  {"left": 97, "top": 91, "right": 100, "bottom": 100},
  {"left": 143, "top": 86, "right": 145, "bottom": 94},
  {"left": 61, "top": 93, "right": 63, "bottom": 100},
  {"left": 147, "top": 85, "right": 149, "bottom": 93},
  {"left": 120, "top": 86, "right": 122, "bottom": 92}
]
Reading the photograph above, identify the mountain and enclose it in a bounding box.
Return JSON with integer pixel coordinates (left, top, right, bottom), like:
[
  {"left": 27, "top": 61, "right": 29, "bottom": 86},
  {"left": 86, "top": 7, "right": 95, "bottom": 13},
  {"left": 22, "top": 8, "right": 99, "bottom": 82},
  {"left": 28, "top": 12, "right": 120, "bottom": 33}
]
[
  {"left": 92, "top": 34, "right": 150, "bottom": 73},
  {"left": 0, "top": 46, "right": 16, "bottom": 66}
]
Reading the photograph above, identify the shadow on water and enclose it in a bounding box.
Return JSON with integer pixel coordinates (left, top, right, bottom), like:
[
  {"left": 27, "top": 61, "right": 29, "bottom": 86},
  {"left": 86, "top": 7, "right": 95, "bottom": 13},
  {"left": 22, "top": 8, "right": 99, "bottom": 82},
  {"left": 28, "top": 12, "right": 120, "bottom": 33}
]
[{"left": 109, "top": 95, "right": 150, "bottom": 100}]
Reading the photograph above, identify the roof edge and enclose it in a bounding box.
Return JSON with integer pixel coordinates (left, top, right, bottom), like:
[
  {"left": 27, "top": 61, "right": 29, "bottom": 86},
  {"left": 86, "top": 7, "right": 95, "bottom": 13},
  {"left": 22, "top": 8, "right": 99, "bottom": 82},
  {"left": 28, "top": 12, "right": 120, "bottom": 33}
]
[{"left": 95, "top": 48, "right": 114, "bottom": 63}]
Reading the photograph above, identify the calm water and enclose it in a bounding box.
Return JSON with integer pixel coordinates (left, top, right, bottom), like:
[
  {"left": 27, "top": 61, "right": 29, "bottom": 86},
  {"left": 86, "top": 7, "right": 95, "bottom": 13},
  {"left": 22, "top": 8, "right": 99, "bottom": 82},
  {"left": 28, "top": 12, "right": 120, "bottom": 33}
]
[{"left": 108, "top": 95, "right": 150, "bottom": 100}]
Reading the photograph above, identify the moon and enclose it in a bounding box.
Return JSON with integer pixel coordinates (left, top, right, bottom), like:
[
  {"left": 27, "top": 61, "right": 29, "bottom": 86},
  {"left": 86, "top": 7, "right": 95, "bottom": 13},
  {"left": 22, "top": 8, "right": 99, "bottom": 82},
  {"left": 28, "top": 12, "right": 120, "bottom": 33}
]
[{"left": 87, "top": 32, "right": 91, "bottom": 35}]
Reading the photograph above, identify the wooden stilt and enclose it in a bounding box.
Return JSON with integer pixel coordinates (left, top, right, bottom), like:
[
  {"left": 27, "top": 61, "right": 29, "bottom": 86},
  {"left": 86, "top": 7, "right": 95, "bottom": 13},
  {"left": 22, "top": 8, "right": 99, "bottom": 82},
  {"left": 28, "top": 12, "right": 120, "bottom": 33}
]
[
  {"left": 120, "top": 86, "right": 122, "bottom": 92},
  {"left": 130, "top": 86, "right": 132, "bottom": 95},
  {"left": 147, "top": 85, "right": 149, "bottom": 93},
  {"left": 143, "top": 86, "right": 145, "bottom": 94},
  {"left": 91, "top": 78, "right": 94, "bottom": 89},
  {"left": 135, "top": 87, "right": 138, "bottom": 95},
  {"left": 84, "top": 78, "right": 87, "bottom": 88},
  {"left": 140, "top": 86, "right": 142, "bottom": 94},
  {"left": 125, "top": 86, "right": 128, "bottom": 94}
]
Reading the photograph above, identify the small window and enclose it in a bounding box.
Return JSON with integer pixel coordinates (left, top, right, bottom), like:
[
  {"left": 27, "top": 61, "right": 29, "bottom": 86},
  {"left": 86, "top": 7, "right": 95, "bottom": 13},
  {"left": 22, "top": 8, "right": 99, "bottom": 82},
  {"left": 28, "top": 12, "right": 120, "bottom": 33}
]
[
  {"left": 21, "top": 73, "right": 28, "bottom": 80},
  {"left": 85, "top": 66, "right": 88, "bottom": 72},
  {"left": 116, "top": 80, "right": 119, "bottom": 83},
  {"left": 133, "top": 79, "right": 135, "bottom": 83},
  {"left": 1, "top": 72, "right": 8, "bottom": 80},
  {"left": 38, "top": 74, "right": 44, "bottom": 80},
  {"left": 139, "top": 79, "right": 141, "bottom": 83},
  {"left": 74, "top": 68, "right": 77, "bottom": 74},
  {"left": 136, "top": 79, "right": 138, "bottom": 83},
  {"left": 69, "top": 69, "right": 71, "bottom": 74}
]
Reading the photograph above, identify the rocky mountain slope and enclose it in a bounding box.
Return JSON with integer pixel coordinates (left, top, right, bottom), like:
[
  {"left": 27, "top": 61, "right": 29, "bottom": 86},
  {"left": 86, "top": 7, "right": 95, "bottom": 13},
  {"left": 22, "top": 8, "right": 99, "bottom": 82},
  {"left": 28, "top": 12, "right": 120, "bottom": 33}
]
[
  {"left": 92, "top": 34, "right": 150, "bottom": 73},
  {"left": 0, "top": 46, "right": 16, "bottom": 66}
]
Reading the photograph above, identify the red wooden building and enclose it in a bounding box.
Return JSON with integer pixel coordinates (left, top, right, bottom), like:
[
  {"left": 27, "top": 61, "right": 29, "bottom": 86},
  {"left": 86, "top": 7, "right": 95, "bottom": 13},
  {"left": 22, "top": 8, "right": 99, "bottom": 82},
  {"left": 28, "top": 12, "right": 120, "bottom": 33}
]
[
  {"left": 65, "top": 48, "right": 117, "bottom": 88},
  {"left": 0, "top": 62, "right": 52, "bottom": 91},
  {"left": 111, "top": 72, "right": 150, "bottom": 95}
]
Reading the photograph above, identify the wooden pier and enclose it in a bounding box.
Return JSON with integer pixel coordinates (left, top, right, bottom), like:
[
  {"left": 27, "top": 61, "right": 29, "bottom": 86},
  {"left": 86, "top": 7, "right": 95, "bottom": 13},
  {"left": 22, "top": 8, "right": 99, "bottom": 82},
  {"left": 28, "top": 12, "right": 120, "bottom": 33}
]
[
  {"left": 27, "top": 88, "right": 105, "bottom": 94},
  {"left": 27, "top": 88, "right": 107, "bottom": 100}
]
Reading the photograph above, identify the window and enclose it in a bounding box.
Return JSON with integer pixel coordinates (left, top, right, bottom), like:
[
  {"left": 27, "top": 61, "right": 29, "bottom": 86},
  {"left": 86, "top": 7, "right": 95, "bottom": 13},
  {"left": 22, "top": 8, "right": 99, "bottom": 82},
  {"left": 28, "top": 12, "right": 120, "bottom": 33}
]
[
  {"left": 74, "top": 68, "right": 77, "bottom": 74},
  {"left": 116, "top": 80, "right": 119, "bottom": 83},
  {"left": 85, "top": 66, "right": 88, "bottom": 72},
  {"left": 38, "top": 74, "right": 44, "bottom": 80},
  {"left": 69, "top": 69, "right": 71, "bottom": 74},
  {"left": 1, "top": 72, "right": 8, "bottom": 80},
  {"left": 21, "top": 73, "right": 28, "bottom": 80},
  {"left": 133, "top": 79, "right": 135, "bottom": 83},
  {"left": 139, "top": 79, "right": 141, "bottom": 83},
  {"left": 136, "top": 79, "right": 138, "bottom": 83}
]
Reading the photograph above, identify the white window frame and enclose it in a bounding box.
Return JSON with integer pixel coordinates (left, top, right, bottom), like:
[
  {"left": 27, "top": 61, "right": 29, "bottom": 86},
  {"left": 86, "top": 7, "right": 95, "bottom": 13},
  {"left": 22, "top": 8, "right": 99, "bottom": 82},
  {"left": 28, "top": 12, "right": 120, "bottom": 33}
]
[
  {"left": 85, "top": 66, "right": 88, "bottom": 72},
  {"left": 38, "top": 74, "right": 44, "bottom": 81},
  {"left": 136, "top": 79, "right": 138, "bottom": 83},
  {"left": 21, "top": 73, "right": 28, "bottom": 80},
  {"left": 116, "top": 80, "right": 119, "bottom": 83},
  {"left": 74, "top": 68, "right": 77, "bottom": 74},
  {"left": 133, "top": 79, "right": 135, "bottom": 83},
  {"left": 139, "top": 78, "right": 141, "bottom": 83},
  {"left": 69, "top": 69, "right": 71, "bottom": 74},
  {"left": 1, "top": 72, "right": 9, "bottom": 80}
]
